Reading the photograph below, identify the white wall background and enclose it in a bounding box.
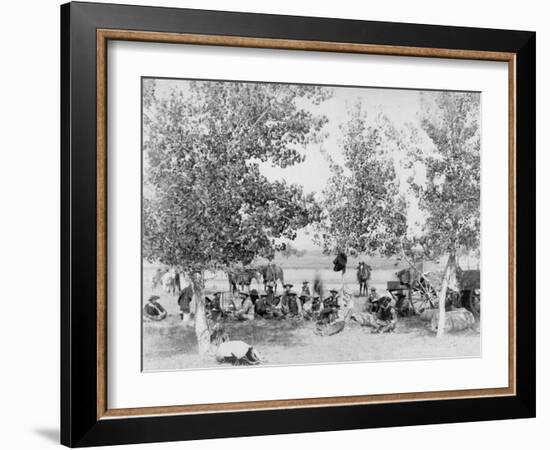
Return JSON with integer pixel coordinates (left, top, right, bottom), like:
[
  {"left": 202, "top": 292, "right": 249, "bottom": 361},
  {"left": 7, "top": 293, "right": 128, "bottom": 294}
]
[{"left": 0, "top": 0, "right": 545, "bottom": 449}]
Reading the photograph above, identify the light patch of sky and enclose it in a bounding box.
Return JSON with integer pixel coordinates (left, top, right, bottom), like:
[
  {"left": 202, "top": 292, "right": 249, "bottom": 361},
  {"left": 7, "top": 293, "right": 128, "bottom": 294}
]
[{"left": 149, "top": 79, "right": 442, "bottom": 250}]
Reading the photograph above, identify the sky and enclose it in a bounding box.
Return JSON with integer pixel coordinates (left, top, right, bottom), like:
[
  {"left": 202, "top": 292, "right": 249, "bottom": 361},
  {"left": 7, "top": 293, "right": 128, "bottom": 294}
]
[{"left": 148, "top": 79, "right": 473, "bottom": 251}]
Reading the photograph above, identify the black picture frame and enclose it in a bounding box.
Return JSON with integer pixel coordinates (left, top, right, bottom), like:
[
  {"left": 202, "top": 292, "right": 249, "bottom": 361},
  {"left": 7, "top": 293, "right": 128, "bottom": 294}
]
[{"left": 61, "top": 1, "right": 535, "bottom": 447}]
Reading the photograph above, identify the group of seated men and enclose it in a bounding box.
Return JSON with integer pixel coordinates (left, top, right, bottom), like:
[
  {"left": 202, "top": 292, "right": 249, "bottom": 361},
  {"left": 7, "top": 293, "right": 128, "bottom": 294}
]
[
  {"left": 144, "top": 282, "right": 397, "bottom": 332},
  {"left": 205, "top": 282, "right": 344, "bottom": 323}
]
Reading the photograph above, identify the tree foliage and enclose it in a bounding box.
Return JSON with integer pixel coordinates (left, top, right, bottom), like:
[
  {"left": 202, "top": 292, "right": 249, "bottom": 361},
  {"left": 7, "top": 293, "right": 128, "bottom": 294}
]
[
  {"left": 410, "top": 91, "right": 481, "bottom": 258},
  {"left": 315, "top": 101, "right": 407, "bottom": 256},
  {"left": 143, "top": 79, "right": 330, "bottom": 273}
]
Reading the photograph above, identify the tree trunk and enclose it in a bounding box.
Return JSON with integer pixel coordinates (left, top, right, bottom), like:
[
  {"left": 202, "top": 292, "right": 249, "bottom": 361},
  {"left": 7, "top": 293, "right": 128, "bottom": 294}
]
[
  {"left": 436, "top": 250, "right": 457, "bottom": 338},
  {"left": 192, "top": 271, "right": 211, "bottom": 355}
]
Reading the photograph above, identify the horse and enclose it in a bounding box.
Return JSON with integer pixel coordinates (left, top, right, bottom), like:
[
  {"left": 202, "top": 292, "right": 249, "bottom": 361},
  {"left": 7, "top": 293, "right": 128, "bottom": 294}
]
[
  {"left": 228, "top": 268, "right": 261, "bottom": 294},
  {"left": 161, "top": 268, "right": 181, "bottom": 295},
  {"left": 356, "top": 262, "right": 372, "bottom": 296},
  {"left": 151, "top": 267, "right": 168, "bottom": 290},
  {"left": 260, "top": 264, "right": 284, "bottom": 293}
]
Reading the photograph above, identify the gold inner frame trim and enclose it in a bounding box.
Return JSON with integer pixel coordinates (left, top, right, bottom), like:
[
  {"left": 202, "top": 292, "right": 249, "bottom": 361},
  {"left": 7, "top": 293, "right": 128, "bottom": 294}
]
[{"left": 96, "top": 28, "right": 517, "bottom": 420}]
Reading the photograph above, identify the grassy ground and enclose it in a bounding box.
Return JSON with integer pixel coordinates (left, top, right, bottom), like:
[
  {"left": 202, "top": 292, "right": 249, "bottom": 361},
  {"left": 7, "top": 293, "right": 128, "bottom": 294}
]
[
  {"left": 143, "top": 259, "right": 481, "bottom": 371},
  {"left": 143, "top": 315, "right": 480, "bottom": 371}
]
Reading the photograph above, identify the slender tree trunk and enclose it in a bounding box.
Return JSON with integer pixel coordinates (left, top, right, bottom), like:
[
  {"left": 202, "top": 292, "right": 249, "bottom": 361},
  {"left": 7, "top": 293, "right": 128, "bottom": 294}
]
[
  {"left": 192, "top": 271, "right": 211, "bottom": 355},
  {"left": 436, "top": 249, "right": 457, "bottom": 338}
]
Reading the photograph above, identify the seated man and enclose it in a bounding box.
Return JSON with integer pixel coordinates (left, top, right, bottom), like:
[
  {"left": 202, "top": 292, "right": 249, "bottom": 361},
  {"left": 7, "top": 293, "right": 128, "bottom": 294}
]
[
  {"left": 370, "top": 295, "right": 382, "bottom": 314},
  {"left": 300, "top": 294, "right": 314, "bottom": 320},
  {"left": 209, "top": 291, "right": 223, "bottom": 321},
  {"left": 300, "top": 281, "right": 311, "bottom": 297},
  {"left": 265, "top": 294, "right": 283, "bottom": 319},
  {"left": 255, "top": 293, "right": 275, "bottom": 319},
  {"left": 288, "top": 292, "right": 302, "bottom": 316},
  {"left": 375, "top": 296, "right": 398, "bottom": 333},
  {"left": 311, "top": 294, "right": 322, "bottom": 317},
  {"left": 366, "top": 286, "right": 379, "bottom": 312},
  {"left": 143, "top": 295, "right": 167, "bottom": 321},
  {"left": 249, "top": 289, "right": 259, "bottom": 305},
  {"left": 236, "top": 292, "right": 255, "bottom": 321},
  {"left": 319, "top": 289, "right": 340, "bottom": 323},
  {"left": 280, "top": 284, "right": 294, "bottom": 316}
]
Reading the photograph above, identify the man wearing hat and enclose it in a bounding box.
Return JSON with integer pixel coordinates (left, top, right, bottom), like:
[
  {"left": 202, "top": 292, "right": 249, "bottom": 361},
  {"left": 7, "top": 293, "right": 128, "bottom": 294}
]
[
  {"left": 209, "top": 291, "right": 223, "bottom": 321},
  {"left": 300, "top": 293, "right": 314, "bottom": 320},
  {"left": 288, "top": 292, "right": 302, "bottom": 316},
  {"left": 254, "top": 293, "right": 271, "bottom": 318},
  {"left": 249, "top": 289, "right": 259, "bottom": 305},
  {"left": 280, "top": 284, "right": 294, "bottom": 316},
  {"left": 143, "top": 295, "right": 167, "bottom": 321},
  {"left": 236, "top": 292, "right": 255, "bottom": 321},
  {"left": 311, "top": 294, "right": 322, "bottom": 317},
  {"left": 319, "top": 289, "right": 340, "bottom": 323},
  {"left": 300, "top": 281, "right": 311, "bottom": 297},
  {"left": 374, "top": 296, "right": 397, "bottom": 333},
  {"left": 177, "top": 284, "right": 194, "bottom": 321},
  {"left": 366, "top": 286, "right": 380, "bottom": 313}
]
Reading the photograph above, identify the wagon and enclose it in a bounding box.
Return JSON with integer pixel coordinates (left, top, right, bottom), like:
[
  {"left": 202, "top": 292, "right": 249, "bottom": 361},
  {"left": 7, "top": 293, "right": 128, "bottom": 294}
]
[
  {"left": 458, "top": 270, "right": 480, "bottom": 317},
  {"left": 386, "top": 268, "right": 439, "bottom": 315},
  {"left": 387, "top": 267, "right": 480, "bottom": 316}
]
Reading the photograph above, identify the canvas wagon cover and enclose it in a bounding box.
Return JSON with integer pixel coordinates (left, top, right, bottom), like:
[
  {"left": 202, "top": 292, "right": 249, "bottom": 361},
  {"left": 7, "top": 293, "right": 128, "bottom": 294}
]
[{"left": 459, "top": 269, "right": 480, "bottom": 290}]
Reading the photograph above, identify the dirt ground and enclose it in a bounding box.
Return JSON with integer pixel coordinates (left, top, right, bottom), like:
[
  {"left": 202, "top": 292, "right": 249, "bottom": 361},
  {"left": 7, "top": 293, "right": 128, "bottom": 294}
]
[
  {"left": 143, "top": 316, "right": 480, "bottom": 371},
  {"left": 143, "top": 260, "right": 480, "bottom": 371}
]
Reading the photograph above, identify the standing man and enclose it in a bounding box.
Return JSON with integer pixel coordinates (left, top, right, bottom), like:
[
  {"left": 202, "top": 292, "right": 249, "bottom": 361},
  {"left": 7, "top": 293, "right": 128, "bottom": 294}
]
[{"left": 177, "top": 285, "right": 193, "bottom": 323}]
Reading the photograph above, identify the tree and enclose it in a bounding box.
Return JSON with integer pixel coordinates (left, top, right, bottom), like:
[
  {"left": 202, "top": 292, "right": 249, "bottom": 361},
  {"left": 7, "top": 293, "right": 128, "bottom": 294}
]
[
  {"left": 314, "top": 101, "right": 407, "bottom": 258},
  {"left": 410, "top": 91, "right": 481, "bottom": 337},
  {"left": 143, "top": 79, "right": 329, "bottom": 353}
]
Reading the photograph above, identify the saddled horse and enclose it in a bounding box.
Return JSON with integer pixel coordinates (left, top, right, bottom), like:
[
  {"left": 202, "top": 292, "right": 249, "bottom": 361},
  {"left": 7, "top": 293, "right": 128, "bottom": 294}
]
[
  {"left": 260, "top": 264, "right": 284, "bottom": 293},
  {"left": 356, "top": 262, "right": 372, "bottom": 296},
  {"left": 228, "top": 268, "right": 261, "bottom": 294}
]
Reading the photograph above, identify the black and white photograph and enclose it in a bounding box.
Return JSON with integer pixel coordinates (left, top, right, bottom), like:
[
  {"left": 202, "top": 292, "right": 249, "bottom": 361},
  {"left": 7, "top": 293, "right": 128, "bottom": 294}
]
[{"left": 141, "top": 77, "right": 481, "bottom": 371}]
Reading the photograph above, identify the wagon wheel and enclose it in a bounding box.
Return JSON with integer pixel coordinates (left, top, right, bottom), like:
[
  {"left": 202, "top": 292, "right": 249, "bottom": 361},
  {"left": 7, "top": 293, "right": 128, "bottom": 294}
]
[
  {"left": 410, "top": 291, "right": 436, "bottom": 313},
  {"left": 467, "top": 290, "right": 481, "bottom": 317}
]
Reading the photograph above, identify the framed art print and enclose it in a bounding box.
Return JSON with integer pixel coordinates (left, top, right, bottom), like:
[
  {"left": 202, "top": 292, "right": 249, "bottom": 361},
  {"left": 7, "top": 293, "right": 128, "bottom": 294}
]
[{"left": 61, "top": 2, "right": 535, "bottom": 447}]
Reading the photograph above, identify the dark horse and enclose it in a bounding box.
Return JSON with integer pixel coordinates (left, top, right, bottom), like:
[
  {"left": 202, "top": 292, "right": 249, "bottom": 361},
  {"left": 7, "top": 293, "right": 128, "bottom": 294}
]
[
  {"left": 260, "top": 263, "right": 284, "bottom": 293},
  {"left": 357, "top": 262, "right": 372, "bottom": 296},
  {"left": 228, "top": 268, "right": 261, "bottom": 294}
]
